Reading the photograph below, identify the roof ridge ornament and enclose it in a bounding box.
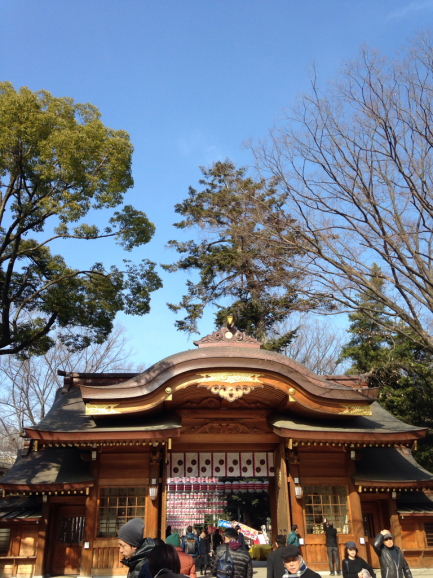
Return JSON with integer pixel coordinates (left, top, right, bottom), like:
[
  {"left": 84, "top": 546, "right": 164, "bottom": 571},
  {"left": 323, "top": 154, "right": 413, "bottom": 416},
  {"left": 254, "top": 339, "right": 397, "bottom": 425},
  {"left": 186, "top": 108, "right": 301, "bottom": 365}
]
[{"left": 193, "top": 322, "right": 262, "bottom": 349}]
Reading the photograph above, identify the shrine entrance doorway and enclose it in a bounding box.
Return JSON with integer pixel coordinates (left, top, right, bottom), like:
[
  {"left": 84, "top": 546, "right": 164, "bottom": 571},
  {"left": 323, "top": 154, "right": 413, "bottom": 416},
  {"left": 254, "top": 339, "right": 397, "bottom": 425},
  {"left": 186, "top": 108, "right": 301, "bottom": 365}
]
[
  {"left": 361, "top": 502, "right": 381, "bottom": 568},
  {"left": 50, "top": 505, "right": 86, "bottom": 576}
]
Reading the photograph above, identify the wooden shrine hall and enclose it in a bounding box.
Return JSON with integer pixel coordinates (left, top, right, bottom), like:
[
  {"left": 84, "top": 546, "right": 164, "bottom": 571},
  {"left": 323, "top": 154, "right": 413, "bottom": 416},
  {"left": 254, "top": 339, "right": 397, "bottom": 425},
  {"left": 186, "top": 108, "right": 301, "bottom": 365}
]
[{"left": 1, "top": 322, "right": 433, "bottom": 577}]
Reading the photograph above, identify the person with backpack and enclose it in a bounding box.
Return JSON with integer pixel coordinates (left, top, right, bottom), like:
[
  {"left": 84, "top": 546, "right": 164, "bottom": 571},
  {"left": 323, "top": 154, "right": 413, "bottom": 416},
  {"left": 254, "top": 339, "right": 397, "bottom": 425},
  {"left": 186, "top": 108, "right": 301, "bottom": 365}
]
[
  {"left": 182, "top": 526, "right": 201, "bottom": 561},
  {"left": 211, "top": 527, "right": 252, "bottom": 578}
]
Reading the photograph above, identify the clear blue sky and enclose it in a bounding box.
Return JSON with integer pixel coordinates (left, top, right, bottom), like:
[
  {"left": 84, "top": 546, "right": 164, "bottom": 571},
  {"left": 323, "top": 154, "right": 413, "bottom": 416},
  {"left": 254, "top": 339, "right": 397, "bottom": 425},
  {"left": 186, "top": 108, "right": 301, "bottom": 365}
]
[{"left": 1, "top": 1, "right": 432, "bottom": 368}]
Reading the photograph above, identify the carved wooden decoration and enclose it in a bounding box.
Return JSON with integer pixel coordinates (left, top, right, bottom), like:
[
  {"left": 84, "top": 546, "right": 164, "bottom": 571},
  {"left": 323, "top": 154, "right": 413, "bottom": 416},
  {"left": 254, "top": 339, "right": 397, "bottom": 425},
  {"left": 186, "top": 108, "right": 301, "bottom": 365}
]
[
  {"left": 339, "top": 405, "right": 373, "bottom": 416},
  {"left": 188, "top": 422, "right": 265, "bottom": 435},
  {"left": 85, "top": 403, "right": 120, "bottom": 415},
  {"left": 193, "top": 326, "right": 262, "bottom": 348},
  {"left": 197, "top": 372, "right": 264, "bottom": 402}
]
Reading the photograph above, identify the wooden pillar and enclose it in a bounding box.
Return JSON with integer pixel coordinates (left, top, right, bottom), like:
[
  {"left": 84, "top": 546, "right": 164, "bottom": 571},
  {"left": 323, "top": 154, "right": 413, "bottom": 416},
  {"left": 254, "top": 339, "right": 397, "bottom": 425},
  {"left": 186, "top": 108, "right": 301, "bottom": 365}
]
[
  {"left": 268, "top": 478, "right": 278, "bottom": 543},
  {"left": 347, "top": 479, "right": 367, "bottom": 560},
  {"left": 80, "top": 457, "right": 100, "bottom": 577},
  {"left": 146, "top": 450, "right": 161, "bottom": 538},
  {"left": 388, "top": 498, "right": 402, "bottom": 548},
  {"left": 273, "top": 442, "right": 290, "bottom": 536},
  {"left": 34, "top": 499, "right": 50, "bottom": 578},
  {"left": 161, "top": 449, "right": 168, "bottom": 537},
  {"left": 287, "top": 463, "right": 305, "bottom": 538}
]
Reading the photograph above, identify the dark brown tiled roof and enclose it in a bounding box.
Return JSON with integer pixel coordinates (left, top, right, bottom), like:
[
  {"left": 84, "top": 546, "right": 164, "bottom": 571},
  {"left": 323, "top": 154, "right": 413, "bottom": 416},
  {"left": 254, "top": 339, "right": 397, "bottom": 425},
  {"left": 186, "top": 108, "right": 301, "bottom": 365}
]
[
  {"left": 0, "top": 447, "right": 94, "bottom": 487},
  {"left": 269, "top": 402, "right": 424, "bottom": 435},
  {"left": 354, "top": 447, "right": 433, "bottom": 483},
  {"left": 26, "top": 388, "right": 182, "bottom": 434}
]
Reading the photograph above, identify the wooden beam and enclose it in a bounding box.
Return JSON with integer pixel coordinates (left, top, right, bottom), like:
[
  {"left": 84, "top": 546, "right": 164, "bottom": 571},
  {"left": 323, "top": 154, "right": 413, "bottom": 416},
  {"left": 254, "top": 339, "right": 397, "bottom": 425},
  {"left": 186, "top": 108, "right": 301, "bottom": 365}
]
[
  {"left": 388, "top": 498, "right": 403, "bottom": 548},
  {"left": 80, "top": 456, "right": 100, "bottom": 577},
  {"left": 33, "top": 499, "right": 50, "bottom": 578},
  {"left": 274, "top": 442, "right": 290, "bottom": 536}
]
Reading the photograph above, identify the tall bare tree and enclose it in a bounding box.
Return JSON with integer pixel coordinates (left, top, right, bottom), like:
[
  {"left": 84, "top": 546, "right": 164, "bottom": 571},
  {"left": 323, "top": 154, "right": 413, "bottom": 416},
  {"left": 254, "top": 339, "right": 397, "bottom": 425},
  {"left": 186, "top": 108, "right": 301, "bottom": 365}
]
[
  {"left": 270, "top": 317, "right": 349, "bottom": 375},
  {"left": 248, "top": 32, "right": 433, "bottom": 354},
  {"left": 0, "top": 325, "right": 141, "bottom": 456}
]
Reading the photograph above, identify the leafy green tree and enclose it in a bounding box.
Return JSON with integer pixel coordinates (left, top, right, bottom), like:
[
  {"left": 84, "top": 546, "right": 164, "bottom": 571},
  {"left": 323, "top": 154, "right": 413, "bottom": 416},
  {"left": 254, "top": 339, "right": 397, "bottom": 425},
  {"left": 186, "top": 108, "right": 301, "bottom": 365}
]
[
  {"left": 0, "top": 83, "right": 162, "bottom": 356},
  {"left": 340, "top": 266, "right": 433, "bottom": 471},
  {"left": 163, "top": 160, "right": 311, "bottom": 349}
]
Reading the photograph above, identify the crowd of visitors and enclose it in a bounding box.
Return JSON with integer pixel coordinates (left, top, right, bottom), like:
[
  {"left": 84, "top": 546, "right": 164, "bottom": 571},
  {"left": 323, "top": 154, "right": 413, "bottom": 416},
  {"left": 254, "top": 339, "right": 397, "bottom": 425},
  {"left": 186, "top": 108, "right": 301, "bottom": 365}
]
[{"left": 116, "top": 518, "right": 413, "bottom": 578}]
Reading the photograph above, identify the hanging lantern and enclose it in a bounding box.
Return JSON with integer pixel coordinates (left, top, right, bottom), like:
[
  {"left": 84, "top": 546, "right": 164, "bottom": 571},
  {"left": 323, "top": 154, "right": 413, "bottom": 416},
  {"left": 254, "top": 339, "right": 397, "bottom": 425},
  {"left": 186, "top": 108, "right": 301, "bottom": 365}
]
[
  {"left": 168, "top": 481, "right": 176, "bottom": 493},
  {"left": 192, "top": 480, "right": 200, "bottom": 493},
  {"left": 248, "top": 481, "right": 256, "bottom": 494},
  {"left": 200, "top": 480, "right": 208, "bottom": 492},
  {"left": 255, "top": 481, "right": 263, "bottom": 493},
  {"left": 224, "top": 481, "right": 232, "bottom": 494},
  {"left": 240, "top": 481, "right": 248, "bottom": 494},
  {"left": 177, "top": 480, "right": 185, "bottom": 493},
  {"left": 208, "top": 480, "right": 217, "bottom": 493},
  {"left": 232, "top": 480, "right": 240, "bottom": 494},
  {"left": 217, "top": 481, "right": 225, "bottom": 495},
  {"left": 263, "top": 480, "right": 269, "bottom": 493},
  {"left": 185, "top": 480, "right": 192, "bottom": 493}
]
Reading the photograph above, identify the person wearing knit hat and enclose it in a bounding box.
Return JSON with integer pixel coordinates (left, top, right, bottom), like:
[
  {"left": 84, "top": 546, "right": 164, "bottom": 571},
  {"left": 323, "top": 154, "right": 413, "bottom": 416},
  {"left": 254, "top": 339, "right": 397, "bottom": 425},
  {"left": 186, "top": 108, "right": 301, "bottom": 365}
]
[
  {"left": 118, "top": 518, "right": 155, "bottom": 578},
  {"left": 343, "top": 541, "right": 376, "bottom": 578},
  {"left": 280, "top": 545, "right": 321, "bottom": 578}
]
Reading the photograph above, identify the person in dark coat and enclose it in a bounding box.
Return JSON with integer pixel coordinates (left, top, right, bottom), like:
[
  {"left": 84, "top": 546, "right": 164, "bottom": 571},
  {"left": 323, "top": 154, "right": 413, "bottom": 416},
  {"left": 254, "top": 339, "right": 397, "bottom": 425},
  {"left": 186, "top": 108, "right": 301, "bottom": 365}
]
[
  {"left": 281, "top": 545, "right": 321, "bottom": 578},
  {"left": 266, "top": 535, "right": 286, "bottom": 578},
  {"left": 342, "top": 541, "right": 375, "bottom": 578},
  {"left": 323, "top": 520, "right": 340, "bottom": 575},
  {"left": 182, "top": 526, "right": 200, "bottom": 560},
  {"left": 235, "top": 525, "right": 247, "bottom": 550},
  {"left": 211, "top": 528, "right": 252, "bottom": 578},
  {"left": 148, "top": 543, "right": 189, "bottom": 578},
  {"left": 373, "top": 530, "right": 412, "bottom": 578},
  {"left": 118, "top": 518, "right": 155, "bottom": 578},
  {"left": 198, "top": 529, "right": 211, "bottom": 575},
  {"left": 212, "top": 529, "right": 223, "bottom": 551}
]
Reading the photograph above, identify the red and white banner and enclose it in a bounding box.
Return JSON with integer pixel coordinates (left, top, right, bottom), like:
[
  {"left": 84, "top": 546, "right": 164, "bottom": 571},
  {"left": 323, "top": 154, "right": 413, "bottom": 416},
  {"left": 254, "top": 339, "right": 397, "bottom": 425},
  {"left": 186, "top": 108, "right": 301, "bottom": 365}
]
[
  {"left": 199, "top": 452, "right": 212, "bottom": 476},
  {"left": 171, "top": 453, "right": 185, "bottom": 477},
  {"left": 241, "top": 452, "right": 254, "bottom": 476},
  {"left": 213, "top": 452, "right": 226, "bottom": 476},
  {"left": 185, "top": 453, "right": 198, "bottom": 477},
  {"left": 169, "top": 452, "right": 275, "bottom": 478},
  {"left": 226, "top": 453, "right": 240, "bottom": 476}
]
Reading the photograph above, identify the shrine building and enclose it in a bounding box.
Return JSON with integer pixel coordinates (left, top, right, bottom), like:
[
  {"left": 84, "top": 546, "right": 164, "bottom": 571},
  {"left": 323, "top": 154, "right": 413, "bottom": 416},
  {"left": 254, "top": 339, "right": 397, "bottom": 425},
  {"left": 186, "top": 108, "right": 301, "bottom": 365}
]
[{"left": 1, "top": 323, "right": 433, "bottom": 577}]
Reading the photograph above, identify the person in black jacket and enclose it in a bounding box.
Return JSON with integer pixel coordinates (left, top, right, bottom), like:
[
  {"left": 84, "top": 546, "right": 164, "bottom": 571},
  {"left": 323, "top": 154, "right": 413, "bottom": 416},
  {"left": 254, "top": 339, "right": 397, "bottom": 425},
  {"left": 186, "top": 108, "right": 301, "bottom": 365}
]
[
  {"left": 211, "top": 528, "right": 252, "bottom": 578},
  {"left": 280, "top": 545, "right": 322, "bottom": 578},
  {"left": 323, "top": 520, "right": 340, "bottom": 575},
  {"left": 373, "top": 530, "right": 412, "bottom": 578},
  {"left": 266, "top": 535, "right": 286, "bottom": 578},
  {"left": 235, "top": 525, "right": 247, "bottom": 550},
  {"left": 342, "top": 541, "right": 375, "bottom": 578},
  {"left": 118, "top": 518, "right": 155, "bottom": 578},
  {"left": 212, "top": 529, "right": 223, "bottom": 551},
  {"left": 198, "top": 529, "right": 211, "bottom": 575}
]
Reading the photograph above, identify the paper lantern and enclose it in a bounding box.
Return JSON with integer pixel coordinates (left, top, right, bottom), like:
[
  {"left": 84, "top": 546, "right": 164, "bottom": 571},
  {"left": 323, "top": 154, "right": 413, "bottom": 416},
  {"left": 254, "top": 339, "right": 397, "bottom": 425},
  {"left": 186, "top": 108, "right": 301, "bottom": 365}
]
[
  {"left": 200, "top": 481, "right": 208, "bottom": 492},
  {"left": 168, "top": 481, "right": 176, "bottom": 493},
  {"left": 224, "top": 481, "right": 232, "bottom": 494},
  {"left": 255, "top": 481, "right": 263, "bottom": 493},
  {"left": 240, "top": 481, "right": 248, "bottom": 494},
  {"left": 192, "top": 481, "right": 200, "bottom": 493},
  {"left": 232, "top": 481, "right": 240, "bottom": 494},
  {"left": 185, "top": 481, "right": 192, "bottom": 493},
  {"left": 248, "top": 481, "right": 256, "bottom": 494},
  {"left": 208, "top": 480, "right": 217, "bottom": 493},
  {"left": 177, "top": 480, "right": 184, "bottom": 492},
  {"left": 217, "top": 481, "right": 225, "bottom": 495},
  {"left": 263, "top": 480, "right": 269, "bottom": 493}
]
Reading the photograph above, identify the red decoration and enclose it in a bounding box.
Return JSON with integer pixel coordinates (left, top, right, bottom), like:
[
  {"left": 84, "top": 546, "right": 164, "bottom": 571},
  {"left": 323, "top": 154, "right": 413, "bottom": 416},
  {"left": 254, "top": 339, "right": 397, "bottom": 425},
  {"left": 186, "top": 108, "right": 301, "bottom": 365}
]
[
  {"left": 255, "top": 481, "right": 263, "bottom": 493},
  {"left": 240, "top": 481, "right": 248, "bottom": 494},
  {"left": 224, "top": 481, "right": 232, "bottom": 494},
  {"left": 232, "top": 481, "right": 240, "bottom": 494},
  {"left": 248, "top": 481, "right": 255, "bottom": 494}
]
